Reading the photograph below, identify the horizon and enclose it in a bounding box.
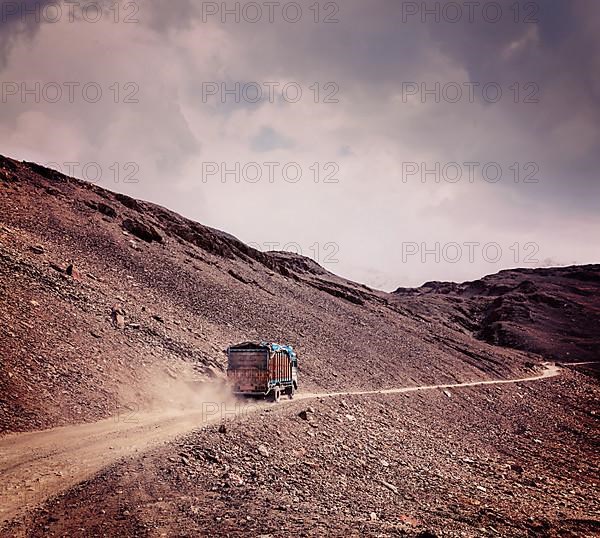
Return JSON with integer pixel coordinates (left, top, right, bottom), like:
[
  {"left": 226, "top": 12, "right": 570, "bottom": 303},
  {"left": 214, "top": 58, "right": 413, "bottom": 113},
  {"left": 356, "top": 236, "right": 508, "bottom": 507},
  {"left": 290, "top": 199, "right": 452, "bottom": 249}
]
[
  {"left": 5, "top": 150, "right": 596, "bottom": 292},
  {"left": 1, "top": 0, "right": 599, "bottom": 289}
]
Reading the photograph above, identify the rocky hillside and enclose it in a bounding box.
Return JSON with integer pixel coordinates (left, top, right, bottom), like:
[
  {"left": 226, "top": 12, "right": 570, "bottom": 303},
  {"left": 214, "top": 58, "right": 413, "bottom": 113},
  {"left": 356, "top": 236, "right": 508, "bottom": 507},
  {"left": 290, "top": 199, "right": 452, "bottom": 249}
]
[
  {"left": 1, "top": 155, "right": 599, "bottom": 538},
  {"left": 0, "top": 154, "right": 596, "bottom": 433},
  {"left": 393, "top": 266, "right": 600, "bottom": 364}
]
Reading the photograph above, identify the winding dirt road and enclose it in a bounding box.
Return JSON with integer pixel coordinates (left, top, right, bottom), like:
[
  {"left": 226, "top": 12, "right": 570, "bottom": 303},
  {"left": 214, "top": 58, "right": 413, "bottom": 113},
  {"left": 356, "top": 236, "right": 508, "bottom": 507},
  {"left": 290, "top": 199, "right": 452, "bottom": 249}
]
[
  {"left": 0, "top": 363, "right": 561, "bottom": 524},
  {"left": 298, "top": 362, "right": 561, "bottom": 400}
]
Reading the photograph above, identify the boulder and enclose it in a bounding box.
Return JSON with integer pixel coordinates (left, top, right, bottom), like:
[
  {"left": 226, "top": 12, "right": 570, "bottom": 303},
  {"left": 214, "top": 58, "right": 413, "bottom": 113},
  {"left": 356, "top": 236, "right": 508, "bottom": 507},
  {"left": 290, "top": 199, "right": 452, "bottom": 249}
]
[
  {"left": 122, "top": 218, "right": 162, "bottom": 243},
  {"left": 66, "top": 264, "right": 81, "bottom": 280},
  {"left": 111, "top": 305, "right": 126, "bottom": 329}
]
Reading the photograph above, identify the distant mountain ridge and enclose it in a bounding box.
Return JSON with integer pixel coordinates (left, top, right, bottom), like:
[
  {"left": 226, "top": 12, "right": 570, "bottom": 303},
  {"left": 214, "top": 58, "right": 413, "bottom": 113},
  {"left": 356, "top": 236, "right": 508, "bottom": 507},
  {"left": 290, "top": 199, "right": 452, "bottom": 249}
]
[{"left": 393, "top": 265, "right": 600, "bottom": 363}]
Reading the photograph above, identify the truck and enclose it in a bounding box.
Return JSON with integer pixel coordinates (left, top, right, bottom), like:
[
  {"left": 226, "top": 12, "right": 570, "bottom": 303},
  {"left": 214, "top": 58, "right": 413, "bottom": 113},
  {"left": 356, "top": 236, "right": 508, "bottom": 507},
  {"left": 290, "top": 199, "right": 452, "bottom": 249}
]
[{"left": 226, "top": 342, "right": 298, "bottom": 402}]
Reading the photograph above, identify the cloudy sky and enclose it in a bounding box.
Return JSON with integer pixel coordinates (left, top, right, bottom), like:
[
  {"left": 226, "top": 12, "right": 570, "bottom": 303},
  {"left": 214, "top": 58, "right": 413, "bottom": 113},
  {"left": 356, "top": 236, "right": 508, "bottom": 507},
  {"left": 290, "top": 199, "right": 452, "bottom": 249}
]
[{"left": 1, "top": 0, "right": 599, "bottom": 288}]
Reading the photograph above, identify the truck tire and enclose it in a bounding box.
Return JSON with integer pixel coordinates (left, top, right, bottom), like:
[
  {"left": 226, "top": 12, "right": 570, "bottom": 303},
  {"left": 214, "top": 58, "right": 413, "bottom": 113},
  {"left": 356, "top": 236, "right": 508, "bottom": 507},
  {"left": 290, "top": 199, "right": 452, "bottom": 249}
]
[
  {"left": 272, "top": 387, "right": 281, "bottom": 403},
  {"left": 288, "top": 385, "right": 295, "bottom": 400}
]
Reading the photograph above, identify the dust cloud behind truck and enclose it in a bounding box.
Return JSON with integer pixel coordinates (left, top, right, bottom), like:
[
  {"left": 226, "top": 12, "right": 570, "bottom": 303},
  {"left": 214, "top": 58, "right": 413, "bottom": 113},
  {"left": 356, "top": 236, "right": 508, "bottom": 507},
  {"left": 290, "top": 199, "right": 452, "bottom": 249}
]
[{"left": 226, "top": 342, "right": 299, "bottom": 402}]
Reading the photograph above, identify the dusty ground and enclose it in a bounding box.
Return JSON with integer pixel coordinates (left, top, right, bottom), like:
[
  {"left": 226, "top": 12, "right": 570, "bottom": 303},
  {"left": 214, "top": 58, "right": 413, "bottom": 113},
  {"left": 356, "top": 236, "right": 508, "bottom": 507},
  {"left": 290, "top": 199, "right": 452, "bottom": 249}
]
[
  {"left": 1, "top": 156, "right": 599, "bottom": 537},
  {"left": 0, "top": 364, "right": 560, "bottom": 526},
  {"left": 3, "top": 366, "right": 598, "bottom": 537}
]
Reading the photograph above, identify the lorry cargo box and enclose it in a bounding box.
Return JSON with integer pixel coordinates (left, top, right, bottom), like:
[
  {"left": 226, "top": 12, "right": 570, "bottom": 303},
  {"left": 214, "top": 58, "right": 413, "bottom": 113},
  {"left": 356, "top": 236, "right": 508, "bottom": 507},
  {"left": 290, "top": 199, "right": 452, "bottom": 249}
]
[{"left": 227, "top": 342, "right": 298, "bottom": 402}]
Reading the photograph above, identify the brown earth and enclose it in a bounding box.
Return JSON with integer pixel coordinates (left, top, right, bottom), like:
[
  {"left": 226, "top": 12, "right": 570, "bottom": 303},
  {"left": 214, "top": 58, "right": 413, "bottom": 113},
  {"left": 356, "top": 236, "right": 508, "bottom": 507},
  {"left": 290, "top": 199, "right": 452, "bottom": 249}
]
[
  {"left": 0, "top": 155, "right": 599, "bottom": 537},
  {"left": 3, "top": 365, "right": 599, "bottom": 538},
  {"left": 0, "top": 365, "right": 561, "bottom": 525}
]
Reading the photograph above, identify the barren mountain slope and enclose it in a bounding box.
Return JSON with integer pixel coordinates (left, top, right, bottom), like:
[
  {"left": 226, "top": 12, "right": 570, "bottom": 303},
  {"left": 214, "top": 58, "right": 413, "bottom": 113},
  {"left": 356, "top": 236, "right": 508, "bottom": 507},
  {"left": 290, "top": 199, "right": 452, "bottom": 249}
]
[
  {"left": 0, "top": 154, "right": 533, "bottom": 433},
  {"left": 1, "top": 155, "right": 599, "bottom": 538},
  {"left": 393, "top": 266, "right": 600, "bottom": 364}
]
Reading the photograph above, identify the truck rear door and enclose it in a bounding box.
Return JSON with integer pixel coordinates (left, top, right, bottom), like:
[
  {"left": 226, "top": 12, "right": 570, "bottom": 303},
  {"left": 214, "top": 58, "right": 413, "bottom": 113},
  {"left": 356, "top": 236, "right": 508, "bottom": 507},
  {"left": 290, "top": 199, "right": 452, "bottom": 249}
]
[{"left": 227, "top": 348, "right": 269, "bottom": 393}]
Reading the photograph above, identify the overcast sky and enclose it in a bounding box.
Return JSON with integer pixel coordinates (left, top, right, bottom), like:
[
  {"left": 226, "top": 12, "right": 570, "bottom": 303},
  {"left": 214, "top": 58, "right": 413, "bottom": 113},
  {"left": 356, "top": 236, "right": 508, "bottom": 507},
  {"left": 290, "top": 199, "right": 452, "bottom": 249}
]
[{"left": 1, "top": 0, "right": 599, "bottom": 289}]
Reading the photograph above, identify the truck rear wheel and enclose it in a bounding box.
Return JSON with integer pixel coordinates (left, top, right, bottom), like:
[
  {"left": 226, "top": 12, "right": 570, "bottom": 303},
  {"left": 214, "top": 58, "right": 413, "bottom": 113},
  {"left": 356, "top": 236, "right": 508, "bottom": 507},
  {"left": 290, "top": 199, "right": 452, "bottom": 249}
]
[{"left": 287, "top": 385, "right": 295, "bottom": 399}]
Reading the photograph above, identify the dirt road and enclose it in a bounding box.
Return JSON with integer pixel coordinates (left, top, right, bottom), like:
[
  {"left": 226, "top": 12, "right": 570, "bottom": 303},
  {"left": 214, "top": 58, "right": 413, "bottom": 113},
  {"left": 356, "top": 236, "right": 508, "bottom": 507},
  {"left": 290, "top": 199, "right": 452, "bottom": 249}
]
[
  {"left": 0, "top": 363, "right": 561, "bottom": 524},
  {"left": 298, "top": 362, "right": 561, "bottom": 399}
]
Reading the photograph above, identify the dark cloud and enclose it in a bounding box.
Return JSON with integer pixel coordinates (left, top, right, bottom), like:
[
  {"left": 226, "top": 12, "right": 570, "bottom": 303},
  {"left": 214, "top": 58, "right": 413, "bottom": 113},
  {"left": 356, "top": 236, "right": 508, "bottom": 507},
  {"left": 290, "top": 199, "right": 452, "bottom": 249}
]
[
  {"left": 0, "top": 0, "right": 56, "bottom": 66},
  {"left": 0, "top": 0, "right": 598, "bottom": 287}
]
